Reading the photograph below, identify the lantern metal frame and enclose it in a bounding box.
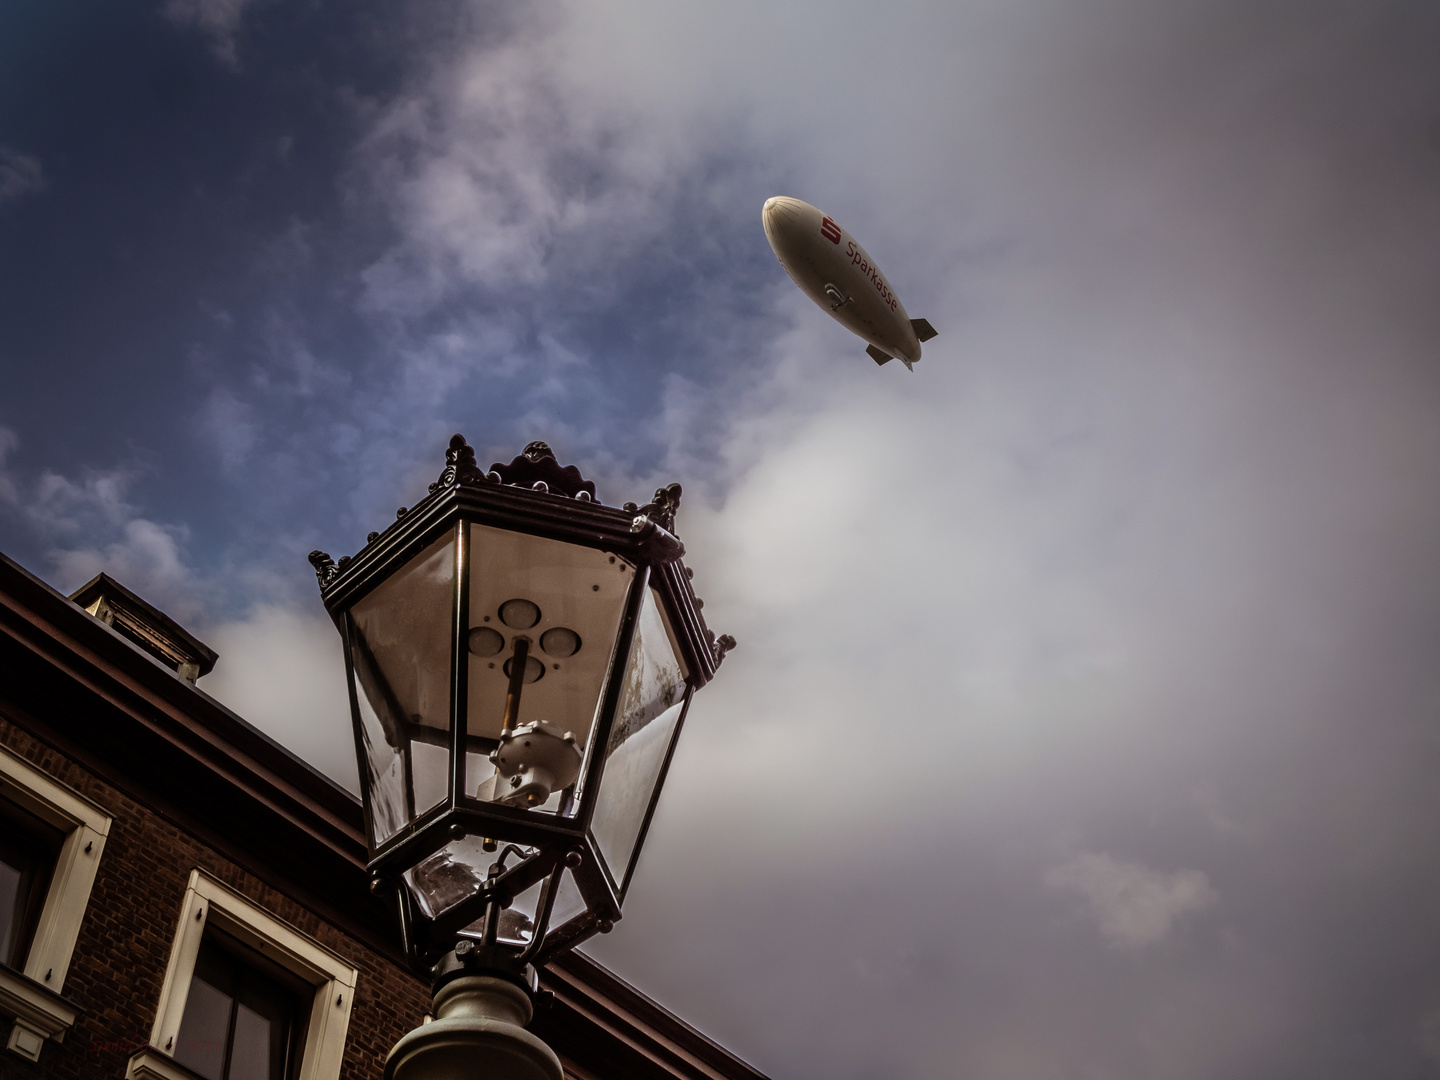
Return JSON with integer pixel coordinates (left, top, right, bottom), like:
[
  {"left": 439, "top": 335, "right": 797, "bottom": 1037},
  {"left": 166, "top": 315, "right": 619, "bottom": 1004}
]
[{"left": 309, "top": 437, "right": 733, "bottom": 973}]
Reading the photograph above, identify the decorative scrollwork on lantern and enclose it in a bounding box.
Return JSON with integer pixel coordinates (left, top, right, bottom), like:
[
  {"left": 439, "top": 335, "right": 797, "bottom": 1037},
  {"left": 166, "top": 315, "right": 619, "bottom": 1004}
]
[
  {"left": 430, "top": 433, "right": 490, "bottom": 493},
  {"left": 634, "top": 483, "right": 682, "bottom": 534},
  {"left": 308, "top": 550, "right": 339, "bottom": 587},
  {"left": 708, "top": 630, "right": 737, "bottom": 666}
]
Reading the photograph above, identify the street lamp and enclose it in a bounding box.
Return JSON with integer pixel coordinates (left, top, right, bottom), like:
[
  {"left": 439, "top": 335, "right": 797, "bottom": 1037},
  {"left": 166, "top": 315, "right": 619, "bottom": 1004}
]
[{"left": 309, "top": 436, "right": 734, "bottom": 1080}]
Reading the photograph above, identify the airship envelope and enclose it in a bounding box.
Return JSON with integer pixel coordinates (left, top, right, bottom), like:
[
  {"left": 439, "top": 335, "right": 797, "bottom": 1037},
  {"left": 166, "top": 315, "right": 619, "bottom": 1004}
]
[{"left": 762, "top": 196, "right": 936, "bottom": 371}]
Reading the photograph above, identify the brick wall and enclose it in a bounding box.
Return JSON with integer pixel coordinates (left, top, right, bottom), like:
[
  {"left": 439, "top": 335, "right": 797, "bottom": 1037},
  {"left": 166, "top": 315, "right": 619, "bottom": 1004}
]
[{"left": 0, "top": 716, "right": 432, "bottom": 1080}]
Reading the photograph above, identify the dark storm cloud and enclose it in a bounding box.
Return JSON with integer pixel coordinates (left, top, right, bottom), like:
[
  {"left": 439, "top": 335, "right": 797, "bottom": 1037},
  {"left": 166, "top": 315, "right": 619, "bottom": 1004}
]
[{"left": 2, "top": 0, "right": 1439, "bottom": 1078}]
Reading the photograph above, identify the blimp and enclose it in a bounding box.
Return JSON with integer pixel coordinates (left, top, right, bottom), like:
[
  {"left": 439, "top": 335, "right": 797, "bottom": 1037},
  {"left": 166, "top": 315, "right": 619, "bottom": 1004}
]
[{"left": 762, "top": 196, "right": 936, "bottom": 371}]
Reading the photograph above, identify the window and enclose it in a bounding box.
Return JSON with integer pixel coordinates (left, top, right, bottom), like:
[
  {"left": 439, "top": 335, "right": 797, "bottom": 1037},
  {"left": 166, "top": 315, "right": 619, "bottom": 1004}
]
[
  {"left": 127, "top": 870, "right": 357, "bottom": 1080},
  {"left": 173, "top": 935, "right": 306, "bottom": 1080},
  {"left": 0, "top": 744, "right": 111, "bottom": 1063}
]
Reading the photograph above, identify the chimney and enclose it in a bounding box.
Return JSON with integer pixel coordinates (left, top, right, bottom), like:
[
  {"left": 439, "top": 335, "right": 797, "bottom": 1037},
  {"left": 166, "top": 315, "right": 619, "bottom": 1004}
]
[{"left": 68, "top": 574, "right": 218, "bottom": 683}]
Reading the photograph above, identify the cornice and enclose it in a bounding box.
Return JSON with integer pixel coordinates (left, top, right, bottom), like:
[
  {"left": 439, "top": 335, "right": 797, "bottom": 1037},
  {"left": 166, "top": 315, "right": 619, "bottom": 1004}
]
[{"left": 538, "top": 951, "right": 769, "bottom": 1080}]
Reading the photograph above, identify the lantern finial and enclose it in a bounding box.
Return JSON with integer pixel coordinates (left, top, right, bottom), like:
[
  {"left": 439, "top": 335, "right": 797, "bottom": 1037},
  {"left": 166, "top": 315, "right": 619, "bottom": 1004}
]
[
  {"left": 308, "top": 549, "right": 338, "bottom": 587},
  {"left": 635, "top": 482, "right": 682, "bottom": 534},
  {"left": 430, "top": 433, "right": 487, "bottom": 492},
  {"left": 489, "top": 442, "right": 599, "bottom": 501}
]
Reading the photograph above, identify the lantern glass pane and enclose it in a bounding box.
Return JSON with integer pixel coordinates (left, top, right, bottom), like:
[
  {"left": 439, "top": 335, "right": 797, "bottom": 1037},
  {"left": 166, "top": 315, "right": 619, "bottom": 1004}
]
[
  {"left": 589, "top": 587, "right": 690, "bottom": 889},
  {"left": 464, "top": 524, "right": 634, "bottom": 811},
  {"left": 550, "top": 867, "right": 586, "bottom": 928},
  {"left": 498, "top": 878, "right": 543, "bottom": 946},
  {"left": 459, "top": 878, "right": 544, "bottom": 947},
  {"left": 349, "top": 530, "right": 456, "bottom": 847},
  {"left": 402, "top": 836, "right": 537, "bottom": 920}
]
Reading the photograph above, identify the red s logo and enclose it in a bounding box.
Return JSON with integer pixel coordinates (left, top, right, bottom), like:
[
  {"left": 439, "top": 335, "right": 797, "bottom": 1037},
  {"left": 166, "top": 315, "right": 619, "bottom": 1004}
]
[{"left": 820, "top": 216, "right": 842, "bottom": 244}]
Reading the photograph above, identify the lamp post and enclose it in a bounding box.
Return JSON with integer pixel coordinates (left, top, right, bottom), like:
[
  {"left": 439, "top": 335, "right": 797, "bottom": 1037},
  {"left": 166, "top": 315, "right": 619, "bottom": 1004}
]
[{"left": 309, "top": 436, "right": 734, "bottom": 1080}]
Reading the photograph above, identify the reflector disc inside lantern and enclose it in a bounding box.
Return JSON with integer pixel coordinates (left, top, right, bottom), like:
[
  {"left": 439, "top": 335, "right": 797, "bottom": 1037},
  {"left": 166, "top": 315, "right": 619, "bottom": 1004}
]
[
  {"left": 467, "top": 626, "right": 505, "bottom": 656},
  {"left": 499, "top": 598, "right": 541, "bottom": 629},
  {"left": 540, "top": 626, "right": 581, "bottom": 658},
  {"left": 465, "top": 524, "right": 634, "bottom": 805}
]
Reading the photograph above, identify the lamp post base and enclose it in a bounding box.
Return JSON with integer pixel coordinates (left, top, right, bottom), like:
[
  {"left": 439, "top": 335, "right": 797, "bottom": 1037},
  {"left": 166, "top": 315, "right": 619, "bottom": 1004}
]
[{"left": 384, "top": 975, "right": 563, "bottom": 1080}]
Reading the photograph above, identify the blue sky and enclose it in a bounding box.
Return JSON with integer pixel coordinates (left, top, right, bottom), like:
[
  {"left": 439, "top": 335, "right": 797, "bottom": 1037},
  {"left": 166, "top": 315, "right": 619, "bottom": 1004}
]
[{"left": 4, "top": 1, "right": 1440, "bottom": 1077}]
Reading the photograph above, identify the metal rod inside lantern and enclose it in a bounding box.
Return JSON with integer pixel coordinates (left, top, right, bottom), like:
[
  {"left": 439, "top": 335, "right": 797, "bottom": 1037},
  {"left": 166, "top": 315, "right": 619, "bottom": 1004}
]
[{"left": 501, "top": 637, "right": 530, "bottom": 733}]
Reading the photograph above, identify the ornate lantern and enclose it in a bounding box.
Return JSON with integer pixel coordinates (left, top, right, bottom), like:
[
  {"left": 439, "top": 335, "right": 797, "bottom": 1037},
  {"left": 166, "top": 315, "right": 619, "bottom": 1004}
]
[{"left": 309, "top": 437, "right": 733, "bottom": 1080}]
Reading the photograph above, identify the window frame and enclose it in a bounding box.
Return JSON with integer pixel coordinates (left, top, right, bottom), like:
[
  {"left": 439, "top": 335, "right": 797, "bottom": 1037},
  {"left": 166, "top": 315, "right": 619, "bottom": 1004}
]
[
  {"left": 0, "top": 743, "right": 111, "bottom": 1063},
  {"left": 127, "top": 870, "right": 357, "bottom": 1080}
]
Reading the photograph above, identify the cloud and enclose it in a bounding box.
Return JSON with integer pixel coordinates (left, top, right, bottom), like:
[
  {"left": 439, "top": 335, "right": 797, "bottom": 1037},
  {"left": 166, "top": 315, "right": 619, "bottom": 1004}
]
[
  {"left": 160, "top": 0, "right": 257, "bottom": 69},
  {"left": 0, "top": 427, "right": 18, "bottom": 503},
  {"left": 47, "top": 518, "right": 197, "bottom": 616},
  {"left": 4, "top": 451, "right": 206, "bottom": 621},
  {"left": 198, "top": 604, "right": 356, "bottom": 788},
  {"left": 0, "top": 148, "right": 44, "bottom": 204},
  {"left": 1047, "top": 853, "right": 1219, "bottom": 950},
  {"left": 30, "top": 465, "right": 138, "bottom": 535},
  {"left": 1417, "top": 1006, "right": 1440, "bottom": 1063},
  {"left": 196, "top": 387, "right": 259, "bottom": 473},
  {"left": 351, "top": 13, "right": 723, "bottom": 313}
]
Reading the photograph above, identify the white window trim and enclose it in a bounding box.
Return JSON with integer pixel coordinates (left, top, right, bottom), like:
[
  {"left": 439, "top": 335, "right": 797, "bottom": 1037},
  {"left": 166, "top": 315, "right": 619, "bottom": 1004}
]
[
  {"left": 126, "top": 869, "right": 358, "bottom": 1080},
  {"left": 0, "top": 743, "right": 111, "bottom": 1062}
]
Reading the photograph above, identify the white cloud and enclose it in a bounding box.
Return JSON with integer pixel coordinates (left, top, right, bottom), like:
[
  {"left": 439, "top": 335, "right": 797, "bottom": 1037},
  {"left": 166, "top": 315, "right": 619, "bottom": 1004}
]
[
  {"left": 5, "top": 453, "right": 206, "bottom": 621},
  {"left": 161, "top": 0, "right": 257, "bottom": 69},
  {"left": 1046, "top": 853, "right": 1219, "bottom": 950},
  {"left": 0, "top": 148, "right": 43, "bottom": 205},
  {"left": 199, "top": 605, "right": 357, "bottom": 789},
  {"left": 197, "top": 387, "right": 259, "bottom": 473},
  {"left": 30, "top": 465, "right": 137, "bottom": 534},
  {"left": 350, "top": 9, "right": 742, "bottom": 317},
  {"left": 47, "top": 518, "right": 197, "bottom": 614}
]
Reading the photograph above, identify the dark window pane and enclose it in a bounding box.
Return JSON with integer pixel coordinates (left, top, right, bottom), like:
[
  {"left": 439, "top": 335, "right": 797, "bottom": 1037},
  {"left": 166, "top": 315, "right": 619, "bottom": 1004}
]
[
  {"left": 0, "top": 801, "right": 63, "bottom": 967},
  {"left": 227, "top": 1002, "right": 277, "bottom": 1080},
  {"left": 0, "top": 860, "right": 23, "bottom": 966},
  {"left": 234, "top": 967, "right": 296, "bottom": 1080},
  {"left": 173, "top": 973, "right": 232, "bottom": 1080},
  {"left": 175, "top": 935, "right": 302, "bottom": 1080}
]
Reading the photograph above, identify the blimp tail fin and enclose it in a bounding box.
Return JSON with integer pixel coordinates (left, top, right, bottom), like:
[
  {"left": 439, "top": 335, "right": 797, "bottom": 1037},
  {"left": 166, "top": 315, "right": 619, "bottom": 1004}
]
[
  {"left": 866, "top": 344, "right": 893, "bottom": 366},
  {"left": 910, "top": 318, "right": 938, "bottom": 342}
]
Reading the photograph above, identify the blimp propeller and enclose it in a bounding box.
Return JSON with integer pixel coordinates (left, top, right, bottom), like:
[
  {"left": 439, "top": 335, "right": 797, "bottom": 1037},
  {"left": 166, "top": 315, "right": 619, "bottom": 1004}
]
[{"left": 762, "top": 196, "right": 936, "bottom": 371}]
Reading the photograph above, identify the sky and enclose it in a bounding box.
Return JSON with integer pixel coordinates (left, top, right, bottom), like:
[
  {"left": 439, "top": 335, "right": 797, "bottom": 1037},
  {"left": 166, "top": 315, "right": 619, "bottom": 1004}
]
[{"left": 3, "top": 0, "right": 1440, "bottom": 1076}]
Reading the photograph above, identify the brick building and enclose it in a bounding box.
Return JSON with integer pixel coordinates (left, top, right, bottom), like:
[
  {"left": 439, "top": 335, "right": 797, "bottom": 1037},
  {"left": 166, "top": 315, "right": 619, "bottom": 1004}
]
[{"left": 0, "top": 552, "right": 764, "bottom": 1080}]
